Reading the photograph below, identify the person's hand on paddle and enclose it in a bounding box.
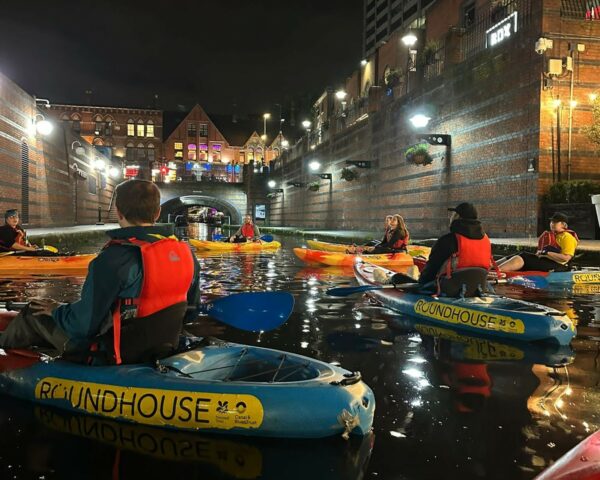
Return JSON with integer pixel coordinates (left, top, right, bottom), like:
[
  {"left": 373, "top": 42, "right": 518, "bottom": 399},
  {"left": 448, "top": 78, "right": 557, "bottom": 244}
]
[{"left": 28, "top": 298, "right": 63, "bottom": 317}]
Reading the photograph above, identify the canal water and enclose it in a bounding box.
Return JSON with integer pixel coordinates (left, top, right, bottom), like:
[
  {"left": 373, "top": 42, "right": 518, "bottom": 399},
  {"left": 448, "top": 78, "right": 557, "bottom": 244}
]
[{"left": 1, "top": 233, "right": 599, "bottom": 479}]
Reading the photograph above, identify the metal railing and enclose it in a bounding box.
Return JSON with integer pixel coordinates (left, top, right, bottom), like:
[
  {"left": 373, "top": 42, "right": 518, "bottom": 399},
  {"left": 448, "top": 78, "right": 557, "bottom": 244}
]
[
  {"left": 561, "top": 0, "right": 597, "bottom": 19},
  {"left": 460, "top": 0, "right": 533, "bottom": 61}
]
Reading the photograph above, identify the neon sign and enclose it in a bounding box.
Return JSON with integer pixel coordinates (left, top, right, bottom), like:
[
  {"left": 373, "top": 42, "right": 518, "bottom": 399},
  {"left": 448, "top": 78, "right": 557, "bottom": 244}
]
[{"left": 486, "top": 12, "right": 518, "bottom": 48}]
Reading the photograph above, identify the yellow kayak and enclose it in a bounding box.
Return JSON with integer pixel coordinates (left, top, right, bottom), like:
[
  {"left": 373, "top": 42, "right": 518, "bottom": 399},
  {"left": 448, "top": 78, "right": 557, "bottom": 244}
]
[
  {"left": 306, "top": 239, "right": 431, "bottom": 258},
  {"left": 189, "top": 239, "right": 281, "bottom": 252},
  {"left": 294, "top": 247, "right": 414, "bottom": 267},
  {"left": 0, "top": 253, "right": 96, "bottom": 275}
]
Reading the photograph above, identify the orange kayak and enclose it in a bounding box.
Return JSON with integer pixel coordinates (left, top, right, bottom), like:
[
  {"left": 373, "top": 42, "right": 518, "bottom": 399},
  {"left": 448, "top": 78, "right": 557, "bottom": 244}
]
[
  {"left": 0, "top": 254, "right": 96, "bottom": 274},
  {"left": 189, "top": 239, "right": 281, "bottom": 252},
  {"left": 306, "top": 239, "right": 431, "bottom": 258},
  {"left": 293, "top": 247, "right": 414, "bottom": 267}
]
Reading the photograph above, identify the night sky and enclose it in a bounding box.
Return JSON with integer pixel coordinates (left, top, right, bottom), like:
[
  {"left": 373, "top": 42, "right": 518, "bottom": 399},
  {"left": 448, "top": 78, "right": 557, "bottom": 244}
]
[{"left": 0, "top": 1, "right": 363, "bottom": 115}]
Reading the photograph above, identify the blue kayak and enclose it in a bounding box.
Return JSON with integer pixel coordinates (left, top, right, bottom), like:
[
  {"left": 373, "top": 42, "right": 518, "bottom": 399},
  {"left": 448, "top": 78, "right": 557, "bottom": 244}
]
[
  {"left": 0, "top": 325, "right": 375, "bottom": 439},
  {"left": 354, "top": 262, "right": 576, "bottom": 346},
  {"left": 499, "top": 268, "right": 600, "bottom": 289}
]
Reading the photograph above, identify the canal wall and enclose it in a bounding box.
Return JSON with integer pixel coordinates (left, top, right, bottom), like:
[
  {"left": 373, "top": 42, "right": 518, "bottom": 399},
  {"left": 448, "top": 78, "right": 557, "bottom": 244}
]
[{"left": 0, "top": 73, "right": 118, "bottom": 227}]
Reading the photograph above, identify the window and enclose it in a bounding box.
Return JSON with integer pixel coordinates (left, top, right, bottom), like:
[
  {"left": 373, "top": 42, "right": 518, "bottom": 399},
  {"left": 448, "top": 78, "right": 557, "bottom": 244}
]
[
  {"left": 147, "top": 143, "right": 155, "bottom": 161},
  {"left": 126, "top": 142, "right": 135, "bottom": 162},
  {"left": 71, "top": 114, "right": 81, "bottom": 134},
  {"left": 199, "top": 123, "right": 208, "bottom": 137},
  {"left": 188, "top": 143, "right": 197, "bottom": 160},
  {"left": 187, "top": 123, "right": 197, "bottom": 137},
  {"left": 136, "top": 143, "right": 145, "bottom": 161},
  {"left": 127, "top": 119, "right": 134, "bottom": 136},
  {"left": 212, "top": 144, "right": 221, "bottom": 151},
  {"left": 21, "top": 141, "right": 29, "bottom": 223},
  {"left": 95, "top": 122, "right": 104, "bottom": 135},
  {"left": 174, "top": 141, "right": 183, "bottom": 159},
  {"left": 137, "top": 120, "right": 144, "bottom": 137},
  {"left": 462, "top": 1, "right": 475, "bottom": 27},
  {"left": 146, "top": 121, "right": 154, "bottom": 137}
]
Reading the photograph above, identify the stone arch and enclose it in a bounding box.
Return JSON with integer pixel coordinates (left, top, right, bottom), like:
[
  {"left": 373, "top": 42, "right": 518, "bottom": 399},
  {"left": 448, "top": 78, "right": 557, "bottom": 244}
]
[{"left": 159, "top": 195, "right": 243, "bottom": 224}]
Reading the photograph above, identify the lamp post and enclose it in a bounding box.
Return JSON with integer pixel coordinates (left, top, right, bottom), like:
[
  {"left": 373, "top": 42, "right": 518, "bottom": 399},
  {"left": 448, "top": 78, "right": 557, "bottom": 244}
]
[
  {"left": 401, "top": 32, "right": 418, "bottom": 94},
  {"left": 553, "top": 98, "right": 563, "bottom": 182},
  {"left": 302, "top": 120, "right": 312, "bottom": 150}
]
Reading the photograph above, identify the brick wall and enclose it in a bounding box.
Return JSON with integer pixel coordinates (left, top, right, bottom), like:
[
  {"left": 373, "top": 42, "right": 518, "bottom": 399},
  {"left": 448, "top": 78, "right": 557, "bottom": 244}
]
[
  {"left": 266, "top": 0, "right": 547, "bottom": 238},
  {"left": 0, "top": 72, "right": 118, "bottom": 227}
]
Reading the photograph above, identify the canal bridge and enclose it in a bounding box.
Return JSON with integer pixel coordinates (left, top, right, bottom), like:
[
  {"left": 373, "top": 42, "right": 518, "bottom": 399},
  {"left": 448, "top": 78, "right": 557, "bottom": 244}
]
[{"left": 157, "top": 181, "right": 247, "bottom": 224}]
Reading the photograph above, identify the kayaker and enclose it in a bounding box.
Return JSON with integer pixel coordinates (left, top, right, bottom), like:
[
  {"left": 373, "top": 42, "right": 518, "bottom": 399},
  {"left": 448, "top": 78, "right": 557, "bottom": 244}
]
[
  {"left": 227, "top": 215, "right": 261, "bottom": 243},
  {"left": 0, "top": 180, "right": 202, "bottom": 365},
  {"left": 498, "top": 212, "right": 578, "bottom": 273},
  {"left": 349, "top": 214, "right": 409, "bottom": 254},
  {"left": 0, "top": 209, "right": 38, "bottom": 253},
  {"left": 418, "top": 203, "right": 492, "bottom": 289},
  {"left": 363, "top": 214, "right": 393, "bottom": 247}
]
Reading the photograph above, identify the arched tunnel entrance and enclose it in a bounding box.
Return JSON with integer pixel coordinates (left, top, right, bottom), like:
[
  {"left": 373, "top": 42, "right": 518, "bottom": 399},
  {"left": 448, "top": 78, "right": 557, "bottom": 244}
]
[{"left": 160, "top": 195, "right": 243, "bottom": 225}]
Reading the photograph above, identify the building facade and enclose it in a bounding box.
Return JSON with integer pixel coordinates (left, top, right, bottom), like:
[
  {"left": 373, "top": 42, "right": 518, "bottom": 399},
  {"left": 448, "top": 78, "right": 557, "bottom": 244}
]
[{"left": 48, "top": 104, "right": 163, "bottom": 179}]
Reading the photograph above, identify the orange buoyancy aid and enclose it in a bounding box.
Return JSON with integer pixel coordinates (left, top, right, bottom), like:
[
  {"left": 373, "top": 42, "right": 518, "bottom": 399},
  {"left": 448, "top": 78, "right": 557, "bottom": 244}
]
[
  {"left": 537, "top": 229, "right": 579, "bottom": 252},
  {"left": 105, "top": 236, "right": 194, "bottom": 365},
  {"left": 442, "top": 233, "right": 493, "bottom": 280},
  {"left": 241, "top": 223, "right": 255, "bottom": 238}
]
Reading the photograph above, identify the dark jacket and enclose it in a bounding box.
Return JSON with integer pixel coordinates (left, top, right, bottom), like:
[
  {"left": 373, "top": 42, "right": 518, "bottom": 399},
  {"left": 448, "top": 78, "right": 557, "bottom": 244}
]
[
  {"left": 419, "top": 219, "right": 486, "bottom": 284},
  {"left": 52, "top": 226, "right": 200, "bottom": 349},
  {"left": 372, "top": 229, "right": 407, "bottom": 254}
]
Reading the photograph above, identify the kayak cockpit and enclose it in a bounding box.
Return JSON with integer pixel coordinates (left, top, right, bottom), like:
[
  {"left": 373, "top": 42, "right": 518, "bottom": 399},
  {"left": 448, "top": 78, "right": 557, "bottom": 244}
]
[{"left": 160, "top": 343, "right": 334, "bottom": 383}]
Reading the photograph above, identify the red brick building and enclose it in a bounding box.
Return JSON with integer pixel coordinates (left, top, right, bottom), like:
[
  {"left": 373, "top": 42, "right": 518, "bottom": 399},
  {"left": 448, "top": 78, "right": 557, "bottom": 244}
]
[{"left": 48, "top": 104, "right": 163, "bottom": 179}]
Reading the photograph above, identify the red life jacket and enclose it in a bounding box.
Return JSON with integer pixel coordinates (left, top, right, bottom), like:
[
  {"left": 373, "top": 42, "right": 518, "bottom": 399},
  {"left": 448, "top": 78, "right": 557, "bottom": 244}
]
[
  {"left": 392, "top": 232, "right": 410, "bottom": 251},
  {"left": 446, "top": 233, "right": 492, "bottom": 274},
  {"left": 102, "top": 236, "right": 194, "bottom": 365},
  {"left": 241, "top": 223, "right": 255, "bottom": 238},
  {"left": 13, "top": 227, "right": 27, "bottom": 246},
  {"left": 537, "top": 229, "right": 579, "bottom": 252}
]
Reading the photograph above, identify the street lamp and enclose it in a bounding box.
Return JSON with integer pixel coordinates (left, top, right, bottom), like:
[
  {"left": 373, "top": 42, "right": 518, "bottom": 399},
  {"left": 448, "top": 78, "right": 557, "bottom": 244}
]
[
  {"left": 109, "top": 166, "right": 120, "bottom": 178},
  {"left": 401, "top": 32, "right": 418, "bottom": 94},
  {"left": 360, "top": 59, "right": 367, "bottom": 67},
  {"left": 335, "top": 90, "right": 348, "bottom": 120},
  {"left": 309, "top": 160, "right": 321, "bottom": 171},
  {"left": 94, "top": 158, "right": 106, "bottom": 171},
  {"left": 263, "top": 113, "right": 271, "bottom": 138},
  {"left": 268, "top": 180, "right": 277, "bottom": 188},
  {"left": 302, "top": 120, "right": 312, "bottom": 130}
]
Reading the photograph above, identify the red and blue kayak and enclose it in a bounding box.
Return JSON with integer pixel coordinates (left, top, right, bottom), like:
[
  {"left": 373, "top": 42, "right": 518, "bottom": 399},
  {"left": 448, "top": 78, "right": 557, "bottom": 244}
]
[{"left": 497, "top": 268, "right": 600, "bottom": 289}]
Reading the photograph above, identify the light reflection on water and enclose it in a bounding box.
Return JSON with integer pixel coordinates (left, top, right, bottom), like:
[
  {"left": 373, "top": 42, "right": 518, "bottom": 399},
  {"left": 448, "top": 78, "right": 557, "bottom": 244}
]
[{"left": 0, "top": 233, "right": 599, "bottom": 479}]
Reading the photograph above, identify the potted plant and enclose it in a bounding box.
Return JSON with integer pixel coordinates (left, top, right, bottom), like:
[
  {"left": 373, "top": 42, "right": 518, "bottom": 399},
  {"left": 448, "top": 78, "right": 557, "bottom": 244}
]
[
  {"left": 542, "top": 180, "right": 600, "bottom": 238},
  {"left": 405, "top": 143, "right": 433, "bottom": 165},
  {"left": 307, "top": 181, "right": 321, "bottom": 192},
  {"left": 266, "top": 192, "right": 279, "bottom": 199},
  {"left": 340, "top": 167, "right": 359, "bottom": 181},
  {"left": 421, "top": 41, "right": 441, "bottom": 66}
]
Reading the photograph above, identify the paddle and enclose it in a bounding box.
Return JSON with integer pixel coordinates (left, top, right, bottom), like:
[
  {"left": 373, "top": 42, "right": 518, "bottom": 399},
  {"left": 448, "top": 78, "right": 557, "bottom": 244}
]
[
  {"left": 42, "top": 245, "right": 59, "bottom": 254},
  {"left": 504, "top": 275, "right": 549, "bottom": 289},
  {"left": 0, "top": 291, "right": 295, "bottom": 333},
  {"left": 259, "top": 234, "right": 273, "bottom": 242}
]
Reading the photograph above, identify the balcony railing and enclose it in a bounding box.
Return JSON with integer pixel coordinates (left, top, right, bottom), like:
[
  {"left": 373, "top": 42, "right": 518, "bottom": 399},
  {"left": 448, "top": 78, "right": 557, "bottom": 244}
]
[{"left": 561, "top": 0, "right": 599, "bottom": 19}]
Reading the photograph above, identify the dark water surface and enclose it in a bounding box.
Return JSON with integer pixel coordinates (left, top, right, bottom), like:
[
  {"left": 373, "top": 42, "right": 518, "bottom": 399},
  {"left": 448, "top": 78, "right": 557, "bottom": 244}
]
[{"left": 1, "top": 234, "right": 600, "bottom": 479}]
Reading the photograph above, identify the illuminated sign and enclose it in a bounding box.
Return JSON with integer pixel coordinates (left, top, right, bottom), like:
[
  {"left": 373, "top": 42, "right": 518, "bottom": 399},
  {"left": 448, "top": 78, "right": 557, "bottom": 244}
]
[
  {"left": 125, "top": 166, "right": 139, "bottom": 178},
  {"left": 255, "top": 204, "right": 266, "bottom": 219},
  {"left": 486, "top": 12, "right": 518, "bottom": 48}
]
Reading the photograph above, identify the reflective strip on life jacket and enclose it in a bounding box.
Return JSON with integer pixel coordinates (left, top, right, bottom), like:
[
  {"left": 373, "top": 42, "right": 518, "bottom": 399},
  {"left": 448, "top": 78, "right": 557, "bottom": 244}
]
[
  {"left": 241, "top": 224, "right": 255, "bottom": 238},
  {"left": 107, "top": 236, "right": 194, "bottom": 364}
]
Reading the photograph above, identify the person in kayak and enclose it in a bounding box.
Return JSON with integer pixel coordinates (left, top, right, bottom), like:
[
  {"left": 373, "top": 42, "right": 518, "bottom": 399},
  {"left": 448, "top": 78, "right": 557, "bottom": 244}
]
[
  {"left": 418, "top": 203, "right": 492, "bottom": 291},
  {"left": 349, "top": 214, "right": 409, "bottom": 254},
  {"left": 363, "top": 215, "right": 393, "bottom": 247},
  {"left": 0, "top": 180, "right": 202, "bottom": 365},
  {"left": 498, "top": 212, "right": 578, "bottom": 273},
  {"left": 227, "top": 214, "right": 261, "bottom": 243},
  {"left": 0, "top": 209, "right": 38, "bottom": 253}
]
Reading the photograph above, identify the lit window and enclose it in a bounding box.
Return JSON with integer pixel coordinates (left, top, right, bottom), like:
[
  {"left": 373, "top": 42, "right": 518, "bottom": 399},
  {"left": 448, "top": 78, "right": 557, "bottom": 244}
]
[
  {"left": 212, "top": 144, "right": 222, "bottom": 151},
  {"left": 188, "top": 123, "right": 197, "bottom": 137},
  {"left": 174, "top": 142, "right": 183, "bottom": 150},
  {"left": 175, "top": 151, "right": 183, "bottom": 158},
  {"left": 199, "top": 143, "right": 208, "bottom": 151},
  {"left": 127, "top": 120, "right": 134, "bottom": 136},
  {"left": 199, "top": 124, "right": 208, "bottom": 137},
  {"left": 137, "top": 121, "right": 144, "bottom": 137},
  {"left": 188, "top": 150, "right": 196, "bottom": 160},
  {"left": 146, "top": 121, "right": 154, "bottom": 137}
]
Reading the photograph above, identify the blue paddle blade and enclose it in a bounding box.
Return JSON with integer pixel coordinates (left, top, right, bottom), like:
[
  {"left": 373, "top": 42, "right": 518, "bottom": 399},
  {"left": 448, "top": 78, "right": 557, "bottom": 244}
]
[
  {"left": 506, "top": 275, "right": 549, "bottom": 289},
  {"left": 213, "top": 233, "right": 223, "bottom": 241},
  {"left": 260, "top": 234, "right": 274, "bottom": 242},
  {"left": 199, "top": 292, "right": 294, "bottom": 331}
]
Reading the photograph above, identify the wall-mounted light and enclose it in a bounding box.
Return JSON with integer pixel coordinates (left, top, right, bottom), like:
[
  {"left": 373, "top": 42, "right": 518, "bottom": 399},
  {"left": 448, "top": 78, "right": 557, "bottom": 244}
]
[
  {"left": 71, "top": 141, "right": 86, "bottom": 156},
  {"left": 401, "top": 33, "right": 418, "bottom": 47},
  {"left": 267, "top": 180, "right": 277, "bottom": 188},
  {"left": 34, "top": 113, "right": 53, "bottom": 136},
  {"left": 409, "top": 114, "right": 431, "bottom": 128},
  {"left": 360, "top": 59, "right": 367, "bottom": 67},
  {"left": 287, "top": 181, "right": 305, "bottom": 187},
  {"left": 335, "top": 90, "right": 347, "bottom": 100},
  {"left": 314, "top": 173, "right": 332, "bottom": 180},
  {"left": 35, "top": 98, "right": 51, "bottom": 108},
  {"left": 109, "top": 166, "right": 120, "bottom": 178},
  {"left": 93, "top": 158, "right": 106, "bottom": 170},
  {"left": 309, "top": 160, "right": 321, "bottom": 171},
  {"left": 527, "top": 158, "right": 536, "bottom": 172},
  {"left": 281, "top": 139, "right": 289, "bottom": 149},
  {"left": 302, "top": 120, "right": 312, "bottom": 130}
]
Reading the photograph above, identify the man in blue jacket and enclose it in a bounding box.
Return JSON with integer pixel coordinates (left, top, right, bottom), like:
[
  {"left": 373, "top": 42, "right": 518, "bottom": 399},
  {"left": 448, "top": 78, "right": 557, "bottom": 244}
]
[{"left": 0, "top": 180, "right": 201, "bottom": 364}]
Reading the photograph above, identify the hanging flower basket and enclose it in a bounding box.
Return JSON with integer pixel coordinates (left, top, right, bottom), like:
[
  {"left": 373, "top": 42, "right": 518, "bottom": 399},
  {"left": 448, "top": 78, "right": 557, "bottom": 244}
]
[
  {"left": 405, "top": 143, "right": 433, "bottom": 166},
  {"left": 307, "top": 181, "right": 321, "bottom": 192},
  {"left": 341, "top": 167, "right": 359, "bottom": 182}
]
